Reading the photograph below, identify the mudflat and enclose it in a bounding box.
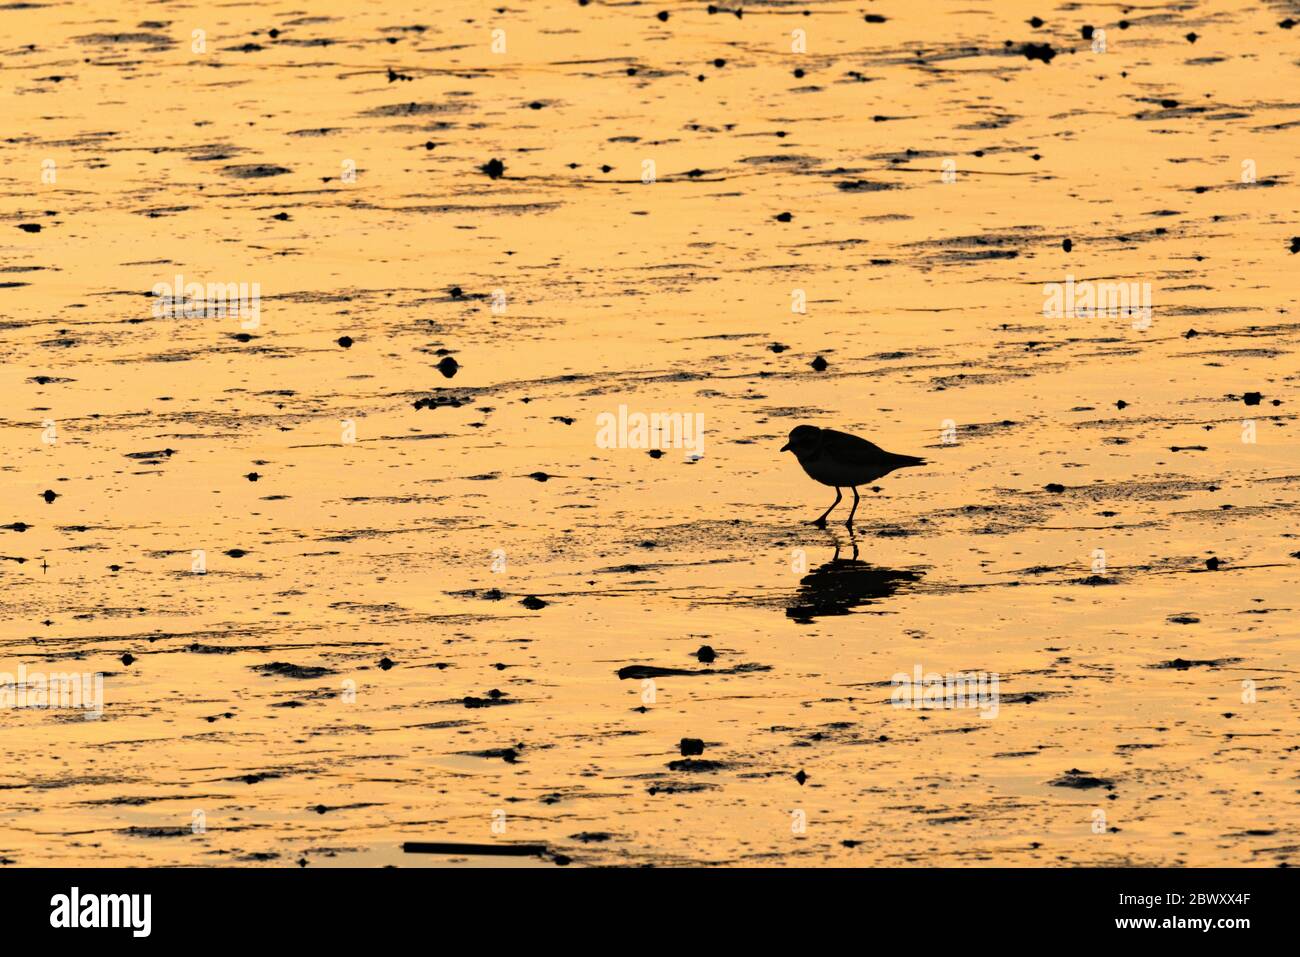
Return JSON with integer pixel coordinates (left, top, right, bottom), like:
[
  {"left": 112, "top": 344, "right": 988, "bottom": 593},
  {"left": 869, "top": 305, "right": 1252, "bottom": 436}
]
[{"left": 1, "top": 2, "right": 1296, "bottom": 867}]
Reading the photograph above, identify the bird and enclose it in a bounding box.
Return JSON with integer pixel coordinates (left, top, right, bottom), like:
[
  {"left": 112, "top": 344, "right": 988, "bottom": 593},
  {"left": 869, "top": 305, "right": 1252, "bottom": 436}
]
[{"left": 780, "top": 425, "right": 925, "bottom": 528}]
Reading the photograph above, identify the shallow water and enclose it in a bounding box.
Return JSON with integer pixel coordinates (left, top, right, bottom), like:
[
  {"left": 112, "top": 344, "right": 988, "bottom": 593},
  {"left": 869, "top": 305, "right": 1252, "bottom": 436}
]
[{"left": 1, "top": 1, "right": 1297, "bottom": 867}]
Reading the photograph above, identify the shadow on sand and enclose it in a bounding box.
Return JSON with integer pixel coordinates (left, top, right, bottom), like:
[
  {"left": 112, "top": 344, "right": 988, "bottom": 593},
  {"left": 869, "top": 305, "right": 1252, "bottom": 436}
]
[{"left": 786, "top": 533, "right": 924, "bottom": 623}]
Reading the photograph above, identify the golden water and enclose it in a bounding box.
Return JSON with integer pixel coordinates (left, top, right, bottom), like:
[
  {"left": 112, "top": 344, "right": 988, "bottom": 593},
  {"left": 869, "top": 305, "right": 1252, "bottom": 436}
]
[{"left": 1, "top": 1, "right": 1296, "bottom": 866}]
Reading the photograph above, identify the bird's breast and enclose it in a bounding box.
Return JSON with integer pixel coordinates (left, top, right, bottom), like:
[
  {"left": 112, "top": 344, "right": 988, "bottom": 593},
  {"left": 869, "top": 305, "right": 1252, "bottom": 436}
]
[{"left": 797, "top": 453, "right": 877, "bottom": 487}]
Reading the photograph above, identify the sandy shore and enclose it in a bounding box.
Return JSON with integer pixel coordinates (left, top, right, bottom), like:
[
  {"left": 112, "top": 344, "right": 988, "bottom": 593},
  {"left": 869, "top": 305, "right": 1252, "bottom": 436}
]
[{"left": 1, "top": 1, "right": 1296, "bottom": 866}]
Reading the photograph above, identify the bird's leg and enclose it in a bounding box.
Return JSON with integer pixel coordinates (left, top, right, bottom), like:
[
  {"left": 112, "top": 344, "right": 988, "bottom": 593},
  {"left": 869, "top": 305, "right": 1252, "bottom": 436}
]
[
  {"left": 812, "top": 487, "right": 842, "bottom": 528},
  {"left": 845, "top": 486, "right": 860, "bottom": 528}
]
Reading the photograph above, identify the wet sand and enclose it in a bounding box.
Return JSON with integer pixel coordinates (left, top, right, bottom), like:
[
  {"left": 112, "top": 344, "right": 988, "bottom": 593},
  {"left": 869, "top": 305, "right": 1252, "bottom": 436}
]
[{"left": 1, "top": 2, "right": 1298, "bottom": 867}]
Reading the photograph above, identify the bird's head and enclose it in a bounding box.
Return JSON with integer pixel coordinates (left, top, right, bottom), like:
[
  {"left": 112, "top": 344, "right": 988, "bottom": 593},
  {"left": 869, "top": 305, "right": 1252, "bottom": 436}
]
[{"left": 780, "top": 425, "right": 822, "bottom": 457}]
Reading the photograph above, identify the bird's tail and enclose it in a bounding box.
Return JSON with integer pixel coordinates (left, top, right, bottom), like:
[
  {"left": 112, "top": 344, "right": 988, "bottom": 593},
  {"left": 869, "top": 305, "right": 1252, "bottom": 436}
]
[{"left": 893, "top": 454, "right": 926, "bottom": 468}]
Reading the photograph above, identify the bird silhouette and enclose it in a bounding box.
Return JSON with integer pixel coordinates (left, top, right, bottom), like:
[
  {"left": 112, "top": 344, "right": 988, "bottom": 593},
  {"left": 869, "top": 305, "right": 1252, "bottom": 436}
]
[{"left": 781, "top": 425, "right": 925, "bottom": 527}]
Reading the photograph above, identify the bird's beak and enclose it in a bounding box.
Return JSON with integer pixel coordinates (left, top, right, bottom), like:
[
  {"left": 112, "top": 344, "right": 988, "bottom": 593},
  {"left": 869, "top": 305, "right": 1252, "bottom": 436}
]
[{"left": 779, "top": 442, "right": 790, "bottom": 452}]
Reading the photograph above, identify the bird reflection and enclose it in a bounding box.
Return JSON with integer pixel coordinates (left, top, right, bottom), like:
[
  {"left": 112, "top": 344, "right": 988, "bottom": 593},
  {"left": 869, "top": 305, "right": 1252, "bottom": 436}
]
[{"left": 786, "top": 532, "right": 923, "bottom": 623}]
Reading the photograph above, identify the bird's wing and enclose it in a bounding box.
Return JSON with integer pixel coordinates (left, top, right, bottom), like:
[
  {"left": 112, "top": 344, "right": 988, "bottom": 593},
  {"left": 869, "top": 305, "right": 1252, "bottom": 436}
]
[{"left": 821, "top": 429, "right": 889, "bottom": 464}]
